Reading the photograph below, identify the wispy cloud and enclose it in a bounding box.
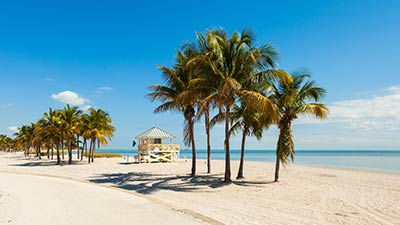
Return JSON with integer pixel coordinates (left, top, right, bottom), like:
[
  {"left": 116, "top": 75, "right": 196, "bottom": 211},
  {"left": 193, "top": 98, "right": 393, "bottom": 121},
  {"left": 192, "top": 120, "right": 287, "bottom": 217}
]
[
  {"left": 51, "top": 91, "right": 89, "bottom": 106},
  {"left": 96, "top": 86, "right": 113, "bottom": 94},
  {"left": 8, "top": 126, "right": 18, "bottom": 133},
  {"left": 45, "top": 77, "right": 56, "bottom": 82},
  {"left": 296, "top": 85, "right": 400, "bottom": 130},
  {"left": 79, "top": 105, "right": 92, "bottom": 111},
  {"left": 1, "top": 103, "right": 15, "bottom": 109}
]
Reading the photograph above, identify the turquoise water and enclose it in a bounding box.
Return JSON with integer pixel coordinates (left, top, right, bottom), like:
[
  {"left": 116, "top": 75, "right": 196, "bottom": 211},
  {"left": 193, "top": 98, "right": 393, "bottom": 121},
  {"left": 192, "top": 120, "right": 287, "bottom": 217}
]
[{"left": 97, "top": 149, "right": 400, "bottom": 173}]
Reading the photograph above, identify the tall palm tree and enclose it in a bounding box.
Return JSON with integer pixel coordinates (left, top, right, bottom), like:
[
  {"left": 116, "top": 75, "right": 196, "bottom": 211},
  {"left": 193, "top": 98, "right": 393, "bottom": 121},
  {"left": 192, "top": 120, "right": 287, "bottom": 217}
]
[
  {"left": 198, "top": 29, "right": 279, "bottom": 183},
  {"left": 77, "top": 114, "right": 90, "bottom": 161},
  {"left": 189, "top": 34, "right": 218, "bottom": 174},
  {"left": 84, "top": 108, "right": 115, "bottom": 163},
  {"left": 60, "top": 105, "right": 82, "bottom": 164},
  {"left": 270, "top": 72, "right": 328, "bottom": 182},
  {"left": 42, "top": 108, "right": 62, "bottom": 164},
  {"left": 148, "top": 50, "right": 204, "bottom": 177}
]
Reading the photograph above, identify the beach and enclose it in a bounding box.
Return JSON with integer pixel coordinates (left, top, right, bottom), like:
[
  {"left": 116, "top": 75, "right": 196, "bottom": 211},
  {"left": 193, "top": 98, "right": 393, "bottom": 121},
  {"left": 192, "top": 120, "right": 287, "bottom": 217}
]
[{"left": 1, "top": 152, "right": 399, "bottom": 225}]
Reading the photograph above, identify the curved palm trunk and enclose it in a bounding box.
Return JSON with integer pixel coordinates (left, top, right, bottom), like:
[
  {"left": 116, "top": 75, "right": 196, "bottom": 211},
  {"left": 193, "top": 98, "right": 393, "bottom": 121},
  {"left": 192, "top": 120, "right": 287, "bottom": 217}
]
[
  {"left": 190, "top": 118, "right": 196, "bottom": 177},
  {"left": 205, "top": 108, "right": 211, "bottom": 174},
  {"left": 224, "top": 105, "right": 232, "bottom": 183},
  {"left": 274, "top": 122, "right": 292, "bottom": 182},
  {"left": 237, "top": 128, "right": 248, "bottom": 179},
  {"left": 274, "top": 153, "right": 280, "bottom": 182}
]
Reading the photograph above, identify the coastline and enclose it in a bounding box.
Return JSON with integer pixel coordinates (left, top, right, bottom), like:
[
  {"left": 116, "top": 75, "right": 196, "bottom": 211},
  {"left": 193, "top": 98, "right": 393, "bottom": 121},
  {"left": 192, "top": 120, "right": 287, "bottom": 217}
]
[{"left": 1, "top": 152, "right": 399, "bottom": 224}]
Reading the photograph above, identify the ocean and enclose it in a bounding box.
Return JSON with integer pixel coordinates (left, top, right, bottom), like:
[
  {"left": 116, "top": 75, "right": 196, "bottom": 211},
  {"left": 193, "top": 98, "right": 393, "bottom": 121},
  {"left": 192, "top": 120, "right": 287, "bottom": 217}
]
[{"left": 97, "top": 149, "right": 400, "bottom": 173}]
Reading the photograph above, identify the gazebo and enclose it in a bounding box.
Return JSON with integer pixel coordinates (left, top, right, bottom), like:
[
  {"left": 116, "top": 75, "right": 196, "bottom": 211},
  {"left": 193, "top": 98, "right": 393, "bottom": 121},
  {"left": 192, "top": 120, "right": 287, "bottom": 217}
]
[{"left": 135, "top": 127, "right": 180, "bottom": 163}]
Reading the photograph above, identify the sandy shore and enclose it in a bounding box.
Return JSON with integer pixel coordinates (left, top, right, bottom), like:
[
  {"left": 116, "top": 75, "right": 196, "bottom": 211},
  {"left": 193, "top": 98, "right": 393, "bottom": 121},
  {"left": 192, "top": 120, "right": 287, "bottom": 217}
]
[{"left": 1, "top": 152, "right": 399, "bottom": 225}]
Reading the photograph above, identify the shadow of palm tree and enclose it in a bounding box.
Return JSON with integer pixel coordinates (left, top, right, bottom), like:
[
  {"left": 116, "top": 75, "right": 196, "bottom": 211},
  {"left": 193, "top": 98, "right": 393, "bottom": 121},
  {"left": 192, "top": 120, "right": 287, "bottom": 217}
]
[
  {"left": 9, "top": 160, "right": 86, "bottom": 167},
  {"left": 89, "top": 172, "right": 225, "bottom": 194}
]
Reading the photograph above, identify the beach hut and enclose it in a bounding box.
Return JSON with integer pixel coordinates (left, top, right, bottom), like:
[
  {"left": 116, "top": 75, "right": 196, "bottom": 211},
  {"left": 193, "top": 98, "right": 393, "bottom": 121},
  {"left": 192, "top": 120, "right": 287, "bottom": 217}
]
[{"left": 135, "top": 127, "right": 180, "bottom": 163}]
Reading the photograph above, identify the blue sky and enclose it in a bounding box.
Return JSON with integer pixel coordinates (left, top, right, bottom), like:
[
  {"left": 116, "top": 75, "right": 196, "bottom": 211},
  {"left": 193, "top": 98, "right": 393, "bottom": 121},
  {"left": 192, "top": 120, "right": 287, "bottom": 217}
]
[{"left": 1, "top": 0, "right": 399, "bottom": 150}]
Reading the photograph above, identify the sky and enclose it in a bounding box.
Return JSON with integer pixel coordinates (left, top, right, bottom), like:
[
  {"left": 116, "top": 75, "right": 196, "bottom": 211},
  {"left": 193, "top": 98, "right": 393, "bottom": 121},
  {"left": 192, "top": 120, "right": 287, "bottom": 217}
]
[{"left": 0, "top": 0, "right": 399, "bottom": 150}]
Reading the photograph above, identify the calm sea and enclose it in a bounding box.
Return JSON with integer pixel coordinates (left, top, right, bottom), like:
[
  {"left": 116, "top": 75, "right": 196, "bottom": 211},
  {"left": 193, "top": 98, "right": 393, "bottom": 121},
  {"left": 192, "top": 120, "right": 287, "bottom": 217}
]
[{"left": 97, "top": 149, "right": 400, "bottom": 173}]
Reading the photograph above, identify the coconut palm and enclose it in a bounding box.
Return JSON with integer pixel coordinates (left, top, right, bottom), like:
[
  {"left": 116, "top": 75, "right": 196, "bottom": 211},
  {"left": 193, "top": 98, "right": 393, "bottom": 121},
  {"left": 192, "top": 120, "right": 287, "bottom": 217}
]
[
  {"left": 15, "top": 124, "right": 35, "bottom": 157},
  {"left": 84, "top": 108, "right": 115, "bottom": 163},
  {"left": 270, "top": 72, "right": 328, "bottom": 182},
  {"left": 147, "top": 50, "right": 204, "bottom": 177},
  {"left": 198, "top": 29, "right": 279, "bottom": 183},
  {"left": 60, "top": 105, "right": 82, "bottom": 164},
  {"left": 42, "top": 108, "right": 63, "bottom": 164},
  {"left": 0, "top": 135, "right": 14, "bottom": 152},
  {"left": 77, "top": 113, "right": 90, "bottom": 161},
  {"left": 187, "top": 34, "right": 218, "bottom": 174}
]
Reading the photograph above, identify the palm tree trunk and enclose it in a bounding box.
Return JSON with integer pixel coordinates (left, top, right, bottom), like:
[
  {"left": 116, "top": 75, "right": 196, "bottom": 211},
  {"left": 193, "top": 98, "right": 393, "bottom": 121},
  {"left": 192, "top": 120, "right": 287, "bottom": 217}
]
[
  {"left": 88, "top": 139, "right": 92, "bottom": 163},
  {"left": 38, "top": 146, "right": 41, "bottom": 159},
  {"left": 274, "top": 155, "right": 280, "bottom": 182},
  {"left": 56, "top": 145, "right": 60, "bottom": 165},
  {"left": 68, "top": 140, "right": 72, "bottom": 164},
  {"left": 47, "top": 146, "right": 50, "bottom": 159},
  {"left": 237, "top": 128, "right": 247, "bottom": 179},
  {"left": 91, "top": 139, "right": 95, "bottom": 163},
  {"left": 51, "top": 146, "right": 54, "bottom": 160},
  {"left": 80, "top": 139, "right": 85, "bottom": 161},
  {"left": 224, "top": 105, "right": 232, "bottom": 183},
  {"left": 190, "top": 118, "right": 196, "bottom": 177},
  {"left": 76, "top": 135, "right": 80, "bottom": 159},
  {"left": 61, "top": 136, "right": 64, "bottom": 160},
  {"left": 205, "top": 108, "right": 211, "bottom": 174}
]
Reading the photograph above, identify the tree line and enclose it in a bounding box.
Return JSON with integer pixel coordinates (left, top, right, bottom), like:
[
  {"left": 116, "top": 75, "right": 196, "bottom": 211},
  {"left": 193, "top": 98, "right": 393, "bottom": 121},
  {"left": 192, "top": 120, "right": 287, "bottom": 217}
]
[
  {"left": 148, "top": 28, "right": 328, "bottom": 183},
  {"left": 0, "top": 105, "right": 115, "bottom": 165}
]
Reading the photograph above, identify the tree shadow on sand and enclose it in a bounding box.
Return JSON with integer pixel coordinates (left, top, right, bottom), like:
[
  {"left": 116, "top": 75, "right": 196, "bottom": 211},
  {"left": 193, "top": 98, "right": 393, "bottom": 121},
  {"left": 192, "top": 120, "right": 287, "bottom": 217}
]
[
  {"left": 89, "top": 172, "right": 227, "bottom": 194},
  {"left": 9, "top": 160, "right": 86, "bottom": 167},
  {"left": 89, "top": 172, "right": 276, "bottom": 195}
]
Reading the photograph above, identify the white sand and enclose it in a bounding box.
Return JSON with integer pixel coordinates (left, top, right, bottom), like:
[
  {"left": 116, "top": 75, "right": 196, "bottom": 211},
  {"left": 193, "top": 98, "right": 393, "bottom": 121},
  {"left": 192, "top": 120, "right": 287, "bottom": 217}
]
[
  {"left": 1, "top": 152, "right": 400, "bottom": 225},
  {"left": 0, "top": 172, "right": 206, "bottom": 225}
]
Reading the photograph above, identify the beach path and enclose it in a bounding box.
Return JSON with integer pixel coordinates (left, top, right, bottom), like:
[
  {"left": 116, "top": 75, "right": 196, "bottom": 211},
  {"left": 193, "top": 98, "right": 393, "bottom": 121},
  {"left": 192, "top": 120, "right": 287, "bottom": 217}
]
[{"left": 0, "top": 172, "right": 206, "bottom": 225}]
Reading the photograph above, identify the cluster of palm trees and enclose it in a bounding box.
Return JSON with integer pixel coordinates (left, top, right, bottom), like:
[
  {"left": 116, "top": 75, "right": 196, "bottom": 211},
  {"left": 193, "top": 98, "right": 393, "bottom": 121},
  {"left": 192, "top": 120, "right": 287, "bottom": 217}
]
[
  {"left": 0, "top": 134, "right": 18, "bottom": 152},
  {"left": 148, "top": 28, "right": 328, "bottom": 183},
  {"left": 12, "top": 105, "right": 115, "bottom": 165}
]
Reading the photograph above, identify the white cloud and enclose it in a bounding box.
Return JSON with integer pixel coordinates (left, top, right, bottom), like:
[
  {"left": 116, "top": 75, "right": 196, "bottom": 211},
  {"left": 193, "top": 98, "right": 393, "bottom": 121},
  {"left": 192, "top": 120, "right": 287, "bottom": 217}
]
[
  {"left": 96, "top": 86, "right": 113, "bottom": 94},
  {"left": 45, "top": 78, "right": 55, "bottom": 82},
  {"left": 80, "top": 105, "right": 92, "bottom": 111},
  {"left": 51, "top": 91, "right": 89, "bottom": 106},
  {"left": 8, "top": 126, "right": 18, "bottom": 133},
  {"left": 296, "top": 85, "right": 400, "bottom": 130}
]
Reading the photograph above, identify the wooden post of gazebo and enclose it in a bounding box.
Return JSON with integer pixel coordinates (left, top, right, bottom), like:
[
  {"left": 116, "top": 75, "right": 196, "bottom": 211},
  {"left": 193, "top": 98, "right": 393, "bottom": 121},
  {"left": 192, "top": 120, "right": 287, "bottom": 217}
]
[{"left": 135, "top": 127, "right": 180, "bottom": 163}]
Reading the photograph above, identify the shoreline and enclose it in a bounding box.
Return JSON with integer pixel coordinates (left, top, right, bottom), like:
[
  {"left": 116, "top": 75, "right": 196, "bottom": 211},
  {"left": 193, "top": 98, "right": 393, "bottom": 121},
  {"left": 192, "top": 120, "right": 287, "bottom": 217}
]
[
  {"left": 1, "top": 152, "right": 399, "bottom": 224},
  {"left": 99, "top": 149, "right": 400, "bottom": 174}
]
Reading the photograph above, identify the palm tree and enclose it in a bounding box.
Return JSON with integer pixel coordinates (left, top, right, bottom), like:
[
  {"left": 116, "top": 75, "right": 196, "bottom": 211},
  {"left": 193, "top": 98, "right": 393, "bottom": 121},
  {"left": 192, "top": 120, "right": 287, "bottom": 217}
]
[
  {"left": 15, "top": 124, "right": 35, "bottom": 157},
  {"left": 77, "top": 114, "right": 90, "bottom": 161},
  {"left": 84, "top": 108, "right": 115, "bottom": 163},
  {"left": 42, "top": 108, "right": 62, "bottom": 164},
  {"left": 0, "top": 135, "right": 14, "bottom": 152},
  {"left": 270, "top": 72, "right": 328, "bottom": 182},
  {"left": 198, "top": 29, "right": 279, "bottom": 183},
  {"left": 60, "top": 105, "right": 82, "bottom": 164},
  {"left": 147, "top": 50, "right": 204, "bottom": 177}
]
